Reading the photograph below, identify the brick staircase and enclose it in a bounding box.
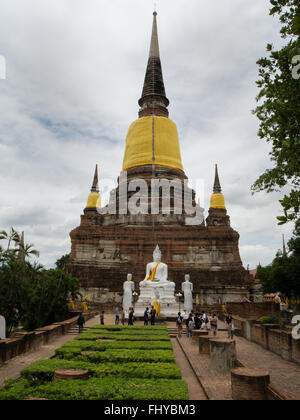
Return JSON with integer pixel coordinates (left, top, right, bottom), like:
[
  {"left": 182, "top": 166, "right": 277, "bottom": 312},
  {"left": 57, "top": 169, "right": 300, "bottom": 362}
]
[{"left": 167, "top": 327, "right": 187, "bottom": 338}]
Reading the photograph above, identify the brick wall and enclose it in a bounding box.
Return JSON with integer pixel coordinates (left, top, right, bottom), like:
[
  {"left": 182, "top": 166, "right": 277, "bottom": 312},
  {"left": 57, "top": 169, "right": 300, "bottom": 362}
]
[
  {"left": 292, "top": 337, "right": 300, "bottom": 364},
  {"left": 226, "top": 302, "right": 280, "bottom": 319},
  {"left": 0, "top": 310, "right": 99, "bottom": 364},
  {"left": 268, "top": 329, "right": 293, "bottom": 361}
]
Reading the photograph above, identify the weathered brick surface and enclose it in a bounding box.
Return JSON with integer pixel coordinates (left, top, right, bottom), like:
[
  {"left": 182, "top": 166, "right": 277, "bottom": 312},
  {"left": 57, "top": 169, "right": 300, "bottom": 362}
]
[
  {"left": 198, "top": 336, "right": 210, "bottom": 354},
  {"left": 231, "top": 368, "right": 270, "bottom": 400},
  {"left": 68, "top": 165, "right": 254, "bottom": 304},
  {"left": 292, "top": 338, "right": 300, "bottom": 364},
  {"left": 250, "top": 324, "right": 281, "bottom": 350},
  {"left": 226, "top": 302, "right": 280, "bottom": 318},
  {"left": 268, "top": 329, "right": 293, "bottom": 361},
  {"left": 209, "top": 339, "right": 237, "bottom": 373}
]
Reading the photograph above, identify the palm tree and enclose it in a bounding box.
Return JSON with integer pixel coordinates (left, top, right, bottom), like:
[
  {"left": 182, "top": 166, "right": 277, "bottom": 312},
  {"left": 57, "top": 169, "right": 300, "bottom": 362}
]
[
  {"left": 0, "top": 228, "right": 20, "bottom": 251},
  {"left": 18, "top": 238, "right": 40, "bottom": 261}
]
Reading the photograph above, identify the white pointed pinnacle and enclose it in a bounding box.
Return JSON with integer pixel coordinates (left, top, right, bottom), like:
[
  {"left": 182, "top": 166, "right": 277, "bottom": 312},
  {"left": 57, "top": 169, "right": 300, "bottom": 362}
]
[{"left": 149, "top": 11, "right": 160, "bottom": 58}]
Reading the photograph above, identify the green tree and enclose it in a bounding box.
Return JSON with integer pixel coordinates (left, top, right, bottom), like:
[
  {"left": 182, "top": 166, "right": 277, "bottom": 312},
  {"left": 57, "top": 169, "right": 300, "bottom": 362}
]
[
  {"left": 252, "top": 0, "right": 300, "bottom": 225},
  {"left": 257, "top": 219, "right": 300, "bottom": 297},
  {"left": 55, "top": 254, "right": 70, "bottom": 272},
  {"left": 0, "top": 228, "right": 80, "bottom": 336},
  {"left": 19, "top": 266, "right": 80, "bottom": 332}
]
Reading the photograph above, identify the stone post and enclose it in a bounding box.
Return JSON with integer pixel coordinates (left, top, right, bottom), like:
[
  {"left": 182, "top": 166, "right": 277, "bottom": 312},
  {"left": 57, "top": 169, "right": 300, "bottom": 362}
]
[
  {"left": 53, "top": 369, "right": 89, "bottom": 381},
  {"left": 209, "top": 338, "right": 237, "bottom": 373},
  {"left": 192, "top": 329, "right": 208, "bottom": 344},
  {"left": 231, "top": 368, "right": 270, "bottom": 400},
  {"left": 199, "top": 336, "right": 211, "bottom": 354}
]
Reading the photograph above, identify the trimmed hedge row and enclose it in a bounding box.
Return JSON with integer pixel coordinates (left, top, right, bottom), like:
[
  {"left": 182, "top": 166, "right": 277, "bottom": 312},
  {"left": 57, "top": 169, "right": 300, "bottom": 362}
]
[
  {"left": 0, "top": 377, "right": 188, "bottom": 400},
  {"left": 20, "top": 359, "right": 182, "bottom": 383},
  {"left": 56, "top": 348, "right": 175, "bottom": 364},
  {"left": 75, "top": 333, "right": 170, "bottom": 342},
  {"left": 90, "top": 325, "right": 168, "bottom": 334},
  {"left": 90, "top": 325, "right": 167, "bottom": 329},
  {"left": 60, "top": 339, "right": 173, "bottom": 351}
]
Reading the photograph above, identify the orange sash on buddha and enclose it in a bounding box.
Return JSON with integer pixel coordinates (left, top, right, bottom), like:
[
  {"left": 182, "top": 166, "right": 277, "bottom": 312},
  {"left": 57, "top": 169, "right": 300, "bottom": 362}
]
[{"left": 147, "top": 262, "right": 160, "bottom": 281}]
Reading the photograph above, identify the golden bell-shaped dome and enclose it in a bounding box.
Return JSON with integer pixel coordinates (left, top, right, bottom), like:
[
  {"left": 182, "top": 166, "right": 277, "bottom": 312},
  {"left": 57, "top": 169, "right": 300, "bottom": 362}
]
[
  {"left": 210, "top": 193, "right": 226, "bottom": 210},
  {"left": 84, "top": 164, "right": 101, "bottom": 212},
  {"left": 86, "top": 192, "right": 101, "bottom": 209},
  {"left": 122, "top": 116, "right": 183, "bottom": 171}
]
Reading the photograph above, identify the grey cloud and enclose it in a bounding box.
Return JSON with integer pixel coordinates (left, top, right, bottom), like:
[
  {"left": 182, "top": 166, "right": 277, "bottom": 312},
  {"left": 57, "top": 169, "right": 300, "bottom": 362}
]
[{"left": 0, "top": 0, "right": 295, "bottom": 269}]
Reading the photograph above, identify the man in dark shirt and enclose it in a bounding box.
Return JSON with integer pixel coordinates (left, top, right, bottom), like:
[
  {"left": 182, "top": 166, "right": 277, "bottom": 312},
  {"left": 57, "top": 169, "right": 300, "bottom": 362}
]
[
  {"left": 128, "top": 308, "right": 134, "bottom": 325},
  {"left": 144, "top": 307, "right": 149, "bottom": 326},
  {"left": 100, "top": 311, "right": 105, "bottom": 325},
  {"left": 150, "top": 306, "right": 156, "bottom": 325},
  {"left": 77, "top": 313, "right": 85, "bottom": 334},
  {"left": 226, "top": 313, "right": 234, "bottom": 339}
]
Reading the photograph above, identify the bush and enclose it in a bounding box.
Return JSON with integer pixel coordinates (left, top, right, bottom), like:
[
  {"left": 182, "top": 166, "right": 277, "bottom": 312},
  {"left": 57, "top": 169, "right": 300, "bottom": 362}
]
[
  {"left": 60, "top": 339, "right": 173, "bottom": 351},
  {"left": 90, "top": 325, "right": 168, "bottom": 333},
  {"left": 0, "top": 377, "right": 188, "bottom": 400},
  {"left": 76, "top": 333, "right": 170, "bottom": 342},
  {"left": 0, "top": 323, "right": 188, "bottom": 401},
  {"left": 56, "top": 348, "right": 175, "bottom": 364},
  {"left": 257, "top": 316, "right": 279, "bottom": 325},
  {"left": 21, "top": 360, "right": 182, "bottom": 383}
]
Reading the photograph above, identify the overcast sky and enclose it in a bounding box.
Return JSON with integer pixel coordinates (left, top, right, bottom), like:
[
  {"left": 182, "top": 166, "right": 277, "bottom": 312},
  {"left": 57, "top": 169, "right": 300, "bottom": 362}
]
[{"left": 0, "top": 0, "right": 294, "bottom": 269}]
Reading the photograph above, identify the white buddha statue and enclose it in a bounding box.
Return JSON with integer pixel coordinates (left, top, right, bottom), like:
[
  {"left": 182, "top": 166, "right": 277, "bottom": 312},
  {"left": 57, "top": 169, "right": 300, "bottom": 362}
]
[
  {"left": 123, "top": 273, "right": 134, "bottom": 311},
  {"left": 140, "top": 245, "right": 171, "bottom": 286},
  {"left": 135, "top": 245, "right": 177, "bottom": 317},
  {"left": 182, "top": 274, "right": 193, "bottom": 313}
]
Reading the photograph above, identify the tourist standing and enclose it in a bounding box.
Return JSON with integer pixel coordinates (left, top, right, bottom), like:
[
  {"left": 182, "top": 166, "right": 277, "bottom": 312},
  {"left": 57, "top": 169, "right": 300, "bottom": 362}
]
[
  {"left": 210, "top": 313, "right": 218, "bottom": 337},
  {"left": 77, "top": 313, "right": 85, "bottom": 334},
  {"left": 188, "top": 316, "right": 194, "bottom": 338},
  {"left": 100, "top": 311, "right": 105, "bottom": 325},
  {"left": 176, "top": 312, "right": 183, "bottom": 338},
  {"left": 144, "top": 307, "right": 149, "bottom": 326},
  {"left": 183, "top": 311, "right": 189, "bottom": 335},
  {"left": 128, "top": 308, "right": 134, "bottom": 326},
  {"left": 201, "top": 311, "right": 208, "bottom": 330},
  {"left": 194, "top": 313, "right": 201, "bottom": 330},
  {"left": 226, "top": 313, "right": 234, "bottom": 339},
  {"left": 150, "top": 306, "right": 156, "bottom": 326},
  {"left": 115, "top": 307, "right": 120, "bottom": 325},
  {"left": 121, "top": 310, "right": 125, "bottom": 325}
]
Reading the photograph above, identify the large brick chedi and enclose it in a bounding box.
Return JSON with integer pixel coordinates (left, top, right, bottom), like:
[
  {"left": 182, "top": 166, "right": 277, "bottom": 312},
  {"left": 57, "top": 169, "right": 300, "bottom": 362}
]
[{"left": 68, "top": 12, "right": 254, "bottom": 305}]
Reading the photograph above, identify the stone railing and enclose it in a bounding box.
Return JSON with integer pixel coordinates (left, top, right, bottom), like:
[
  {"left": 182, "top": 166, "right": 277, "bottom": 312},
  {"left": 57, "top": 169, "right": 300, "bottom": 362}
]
[
  {"left": 230, "top": 316, "right": 300, "bottom": 364},
  {"left": 0, "top": 310, "right": 99, "bottom": 364},
  {"left": 225, "top": 302, "right": 280, "bottom": 319}
]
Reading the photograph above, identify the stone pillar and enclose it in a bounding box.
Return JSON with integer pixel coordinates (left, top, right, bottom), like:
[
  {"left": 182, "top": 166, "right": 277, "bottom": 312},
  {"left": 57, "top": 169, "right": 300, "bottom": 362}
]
[
  {"left": 231, "top": 368, "right": 270, "bottom": 400},
  {"left": 53, "top": 369, "right": 89, "bottom": 381},
  {"left": 209, "top": 339, "right": 237, "bottom": 373},
  {"left": 199, "top": 336, "right": 211, "bottom": 354},
  {"left": 192, "top": 329, "right": 208, "bottom": 344}
]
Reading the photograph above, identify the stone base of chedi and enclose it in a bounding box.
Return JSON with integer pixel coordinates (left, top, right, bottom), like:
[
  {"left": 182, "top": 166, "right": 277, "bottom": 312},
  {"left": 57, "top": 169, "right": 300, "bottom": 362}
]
[
  {"left": 68, "top": 202, "right": 256, "bottom": 306},
  {"left": 134, "top": 283, "right": 178, "bottom": 318}
]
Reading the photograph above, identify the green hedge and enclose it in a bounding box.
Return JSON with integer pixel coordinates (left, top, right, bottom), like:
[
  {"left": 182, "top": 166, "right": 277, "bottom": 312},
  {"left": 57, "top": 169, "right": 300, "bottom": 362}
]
[
  {"left": 60, "top": 339, "right": 173, "bottom": 351},
  {"left": 75, "top": 333, "right": 170, "bottom": 342},
  {"left": 0, "top": 377, "right": 188, "bottom": 400},
  {"left": 0, "top": 324, "right": 188, "bottom": 400},
  {"left": 56, "top": 348, "right": 175, "bottom": 364},
  {"left": 257, "top": 316, "right": 279, "bottom": 325},
  {"left": 21, "top": 359, "right": 181, "bottom": 383},
  {"left": 90, "top": 325, "right": 168, "bottom": 334}
]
